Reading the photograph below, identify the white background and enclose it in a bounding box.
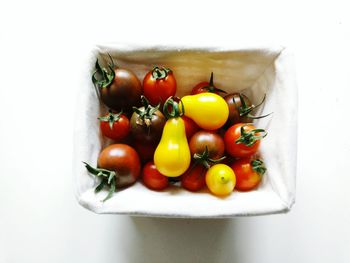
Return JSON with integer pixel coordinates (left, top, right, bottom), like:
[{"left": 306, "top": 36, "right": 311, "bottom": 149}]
[{"left": 1, "top": 0, "right": 350, "bottom": 262}]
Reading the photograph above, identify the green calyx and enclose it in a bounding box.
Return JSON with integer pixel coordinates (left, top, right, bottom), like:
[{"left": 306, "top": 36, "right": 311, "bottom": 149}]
[
  {"left": 152, "top": 66, "right": 171, "bottom": 80},
  {"left": 251, "top": 159, "right": 267, "bottom": 176},
  {"left": 83, "top": 162, "right": 117, "bottom": 202},
  {"left": 162, "top": 97, "right": 184, "bottom": 119},
  {"left": 202, "top": 72, "right": 227, "bottom": 94},
  {"left": 98, "top": 110, "right": 123, "bottom": 130},
  {"left": 133, "top": 96, "right": 160, "bottom": 127},
  {"left": 193, "top": 146, "right": 226, "bottom": 169},
  {"left": 236, "top": 93, "right": 272, "bottom": 119},
  {"left": 92, "top": 54, "right": 116, "bottom": 88},
  {"left": 235, "top": 125, "right": 267, "bottom": 147}
]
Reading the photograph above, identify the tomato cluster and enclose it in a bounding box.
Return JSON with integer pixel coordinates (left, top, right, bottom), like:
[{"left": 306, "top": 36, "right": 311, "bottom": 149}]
[{"left": 85, "top": 57, "right": 269, "bottom": 201}]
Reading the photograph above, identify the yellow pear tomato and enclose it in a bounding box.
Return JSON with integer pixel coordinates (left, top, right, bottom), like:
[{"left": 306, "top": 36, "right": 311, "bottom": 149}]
[
  {"left": 181, "top": 93, "right": 229, "bottom": 130},
  {"left": 154, "top": 98, "right": 191, "bottom": 177}
]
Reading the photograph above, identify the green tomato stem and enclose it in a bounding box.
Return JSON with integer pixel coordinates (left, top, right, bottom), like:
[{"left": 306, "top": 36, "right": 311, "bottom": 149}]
[
  {"left": 133, "top": 96, "right": 160, "bottom": 126},
  {"left": 235, "top": 126, "right": 267, "bottom": 147},
  {"left": 193, "top": 146, "right": 226, "bottom": 168},
  {"left": 251, "top": 159, "right": 267, "bottom": 176},
  {"left": 83, "top": 162, "right": 118, "bottom": 202},
  {"left": 162, "top": 97, "right": 183, "bottom": 119},
  {"left": 152, "top": 66, "right": 171, "bottom": 80},
  {"left": 98, "top": 110, "right": 123, "bottom": 130}
]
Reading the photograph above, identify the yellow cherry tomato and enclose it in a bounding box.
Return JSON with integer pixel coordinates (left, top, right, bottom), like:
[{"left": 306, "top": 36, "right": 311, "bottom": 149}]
[
  {"left": 154, "top": 116, "right": 191, "bottom": 177},
  {"left": 205, "top": 164, "right": 236, "bottom": 196},
  {"left": 181, "top": 93, "right": 229, "bottom": 130}
]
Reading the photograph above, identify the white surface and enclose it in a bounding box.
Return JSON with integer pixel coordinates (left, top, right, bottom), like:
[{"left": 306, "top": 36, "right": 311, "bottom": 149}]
[
  {"left": 75, "top": 45, "right": 296, "bottom": 217},
  {"left": 0, "top": 0, "right": 350, "bottom": 262}
]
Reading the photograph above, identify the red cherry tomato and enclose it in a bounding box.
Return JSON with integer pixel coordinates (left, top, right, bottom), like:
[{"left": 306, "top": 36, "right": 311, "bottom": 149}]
[
  {"left": 99, "top": 110, "right": 130, "bottom": 140},
  {"left": 143, "top": 66, "right": 177, "bottom": 106},
  {"left": 231, "top": 158, "right": 266, "bottom": 191},
  {"left": 182, "top": 116, "right": 200, "bottom": 140},
  {"left": 142, "top": 161, "right": 169, "bottom": 191},
  {"left": 191, "top": 72, "right": 226, "bottom": 95},
  {"left": 224, "top": 123, "right": 267, "bottom": 158},
  {"left": 181, "top": 164, "right": 206, "bottom": 192}
]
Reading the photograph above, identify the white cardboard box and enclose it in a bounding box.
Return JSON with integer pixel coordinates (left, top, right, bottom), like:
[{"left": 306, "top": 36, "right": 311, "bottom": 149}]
[{"left": 73, "top": 44, "right": 297, "bottom": 218}]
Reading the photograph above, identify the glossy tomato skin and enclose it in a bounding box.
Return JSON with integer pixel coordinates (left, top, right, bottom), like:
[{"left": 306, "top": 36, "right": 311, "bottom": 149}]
[
  {"left": 205, "top": 164, "right": 236, "bottom": 196},
  {"left": 231, "top": 158, "right": 262, "bottom": 191},
  {"left": 142, "top": 161, "right": 169, "bottom": 191},
  {"left": 97, "top": 144, "right": 141, "bottom": 188},
  {"left": 191, "top": 72, "right": 225, "bottom": 95},
  {"left": 224, "top": 123, "right": 260, "bottom": 158},
  {"left": 189, "top": 130, "right": 225, "bottom": 159},
  {"left": 182, "top": 116, "right": 200, "bottom": 140},
  {"left": 143, "top": 69, "right": 176, "bottom": 106},
  {"left": 100, "top": 68, "right": 142, "bottom": 111},
  {"left": 100, "top": 114, "right": 130, "bottom": 141},
  {"left": 154, "top": 117, "right": 191, "bottom": 177},
  {"left": 191, "top": 81, "right": 211, "bottom": 95},
  {"left": 132, "top": 140, "right": 157, "bottom": 163},
  {"left": 181, "top": 93, "right": 229, "bottom": 131},
  {"left": 130, "top": 107, "right": 166, "bottom": 143},
  {"left": 224, "top": 93, "right": 252, "bottom": 126},
  {"left": 181, "top": 164, "right": 206, "bottom": 192}
]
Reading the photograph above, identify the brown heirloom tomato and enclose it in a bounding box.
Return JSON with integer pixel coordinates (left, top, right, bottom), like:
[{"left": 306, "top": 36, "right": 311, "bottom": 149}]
[
  {"left": 92, "top": 57, "right": 142, "bottom": 111},
  {"left": 224, "top": 93, "right": 269, "bottom": 127},
  {"left": 130, "top": 96, "right": 166, "bottom": 143},
  {"left": 97, "top": 144, "right": 141, "bottom": 188},
  {"left": 132, "top": 140, "right": 157, "bottom": 163},
  {"left": 189, "top": 131, "right": 225, "bottom": 160},
  {"left": 84, "top": 144, "right": 141, "bottom": 201},
  {"left": 224, "top": 93, "right": 253, "bottom": 126}
]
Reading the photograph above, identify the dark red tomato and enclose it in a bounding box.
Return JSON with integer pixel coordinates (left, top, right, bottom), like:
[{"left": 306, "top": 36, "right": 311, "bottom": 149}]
[
  {"left": 181, "top": 164, "right": 206, "bottom": 192},
  {"left": 98, "top": 144, "right": 141, "bottom": 188},
  {"left": 189, "top": 130, "right": 225, "bottom": 160},
  {"left": 130, "top": 96, "right": 166, "bottom": 143},
  {"left": 142, "top": 161, "right": 169, "bottom": 191},
  {"left": 92, "top": 58, "right": 142, "bottom": 111},
  {"left": 143, "top": 66, "right": 177, "bottom": 106},
  {"left": 224, "top": 123, "right": 267, "bottom": 158},
  {"left": 224, "top": 93, "right": 253, "bottom": 126},
  {"left": 231, "top": 158, "right": 266, "bottom": 191},
  {"left": 224, "top": 93, "right": 269, "bottom": 127},
  {"left": 99, "top": 111, "right": 130, "bottom": 141},
  {"left": 132, "top": 140, "right": 157, "bottom": 162},
  {"left": 182, "top": 116, "right": 200, "bottom": 140},
  {"left": 191, "top": 72, "right": 226, "bottom": 95}
]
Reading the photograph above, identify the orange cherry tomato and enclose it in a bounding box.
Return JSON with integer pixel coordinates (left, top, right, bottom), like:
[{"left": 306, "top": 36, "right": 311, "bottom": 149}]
[{"left": 231, "top": 158, "right": 266, "bottom": 191}]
